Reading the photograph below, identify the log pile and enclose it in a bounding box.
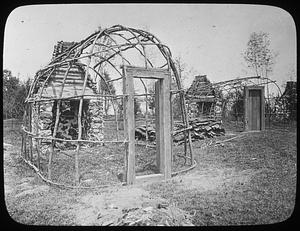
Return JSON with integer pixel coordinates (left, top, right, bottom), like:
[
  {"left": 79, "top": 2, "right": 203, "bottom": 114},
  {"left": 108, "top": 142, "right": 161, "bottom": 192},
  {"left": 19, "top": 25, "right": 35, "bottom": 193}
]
[
  {"left": 173, "top": 118, "right": 225, "bottom": 143},
  {"left": 135, "top": 125, "right": 156, "bottom": 141},
  {"left": 135, "top": 118, "right": 225, "bottom": 143}
]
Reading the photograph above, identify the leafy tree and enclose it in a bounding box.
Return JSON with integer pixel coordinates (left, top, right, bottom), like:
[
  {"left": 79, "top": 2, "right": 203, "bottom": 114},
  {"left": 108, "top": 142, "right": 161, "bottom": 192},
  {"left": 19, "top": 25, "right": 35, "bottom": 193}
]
[
  {"left": 3, "top": 69, "right": 31, "bottom": 119},
  {"left": 243, "top": 32, "right": 278, "bottom": 116},
  {"left": 243, "top": 32, "right": 277, "bottom": 78}
]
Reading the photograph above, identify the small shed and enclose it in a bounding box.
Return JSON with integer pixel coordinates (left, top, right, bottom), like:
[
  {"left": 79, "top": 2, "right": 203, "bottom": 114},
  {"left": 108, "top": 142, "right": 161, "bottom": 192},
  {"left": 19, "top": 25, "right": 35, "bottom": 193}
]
[{"left": 186, "top": 75, "right": 219, "bottom": 118}]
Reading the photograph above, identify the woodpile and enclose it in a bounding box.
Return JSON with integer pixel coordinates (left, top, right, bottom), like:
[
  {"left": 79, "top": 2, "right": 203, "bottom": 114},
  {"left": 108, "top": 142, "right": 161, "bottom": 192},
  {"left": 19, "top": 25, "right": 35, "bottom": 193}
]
[
  {"left": 135, "top": 125, "right": 156, "bottom": 141},
  {"left": 173, "top": 118, "right": 225, "bottom": 144},
  {"left": 135, "top": 118, "right": 225, "bottom": 143}
]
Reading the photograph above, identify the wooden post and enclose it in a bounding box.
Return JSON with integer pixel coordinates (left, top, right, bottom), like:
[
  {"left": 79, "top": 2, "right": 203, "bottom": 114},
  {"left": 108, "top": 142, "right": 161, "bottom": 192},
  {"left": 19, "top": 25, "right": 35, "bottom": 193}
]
[
  {"left": 24, "top": 134, "right": 27, "bottom": 159},
  {"left": 21, "top": 132, "right": 24, "bottom": 157},
  {"left": 21, "top": 105, "right": 27, "bottom": 158},
  {"left": 170, "top": 89, "right": 174, "bottom": 163},
  {"left": 48, "top": 64, "right": 72, "bottom": 180},
  {"left": 24, "top": 106, "right": 28, "bottom": 160},
  {"left": 161, "top": 78, "right": 172, "bottom": 179},
  {"left": 124, "top": 67, "right": 135, "bottom": 184},
  {"left": 35, "top": 102, "right": 41, "bottom": 169},
  {"left": 260, "top": 87, "right": 265, "bottom": 131},
  {"left": 48, "top": 100, "right": 61, "bottom": 180},
  {"left": 244, "top": 87, "right": 248, "bottom": 131},
  {"left": 155, "top": 81, "right": 161, "bottom": 171},
  {"left": 29, "top": 103, "right": 33, "bottom": 162},
  {"left": 122, "top": 70, "right": 128, "bottom": 183}
]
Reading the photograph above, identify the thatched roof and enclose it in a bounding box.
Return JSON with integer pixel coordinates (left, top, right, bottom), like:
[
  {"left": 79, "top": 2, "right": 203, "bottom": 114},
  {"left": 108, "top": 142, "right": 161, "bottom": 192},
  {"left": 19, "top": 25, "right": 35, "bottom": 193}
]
[
  {"left": 186, "top": 75, "right": 216, "bottom": 102},
  {"left": 34, "top": 41, "right": 97, "bottom": 99}
]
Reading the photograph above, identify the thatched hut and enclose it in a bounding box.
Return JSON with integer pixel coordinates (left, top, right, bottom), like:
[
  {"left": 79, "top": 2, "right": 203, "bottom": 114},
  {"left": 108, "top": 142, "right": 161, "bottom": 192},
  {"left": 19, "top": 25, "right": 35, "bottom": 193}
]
[{"left": 186, "top": 75, "right": 220, "bottom": 119}]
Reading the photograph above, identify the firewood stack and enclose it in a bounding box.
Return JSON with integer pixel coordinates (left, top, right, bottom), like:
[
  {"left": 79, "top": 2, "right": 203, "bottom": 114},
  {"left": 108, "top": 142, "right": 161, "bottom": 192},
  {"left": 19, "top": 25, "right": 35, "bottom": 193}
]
[
  {"left": 135, "top": 118, "right": 225, "bottom": 143},
  {"left": 135, "top": 125, "right": 156, "bottom": 141},
  {"left": 173, "top": 118, "right": 225, "bottom": 143}
]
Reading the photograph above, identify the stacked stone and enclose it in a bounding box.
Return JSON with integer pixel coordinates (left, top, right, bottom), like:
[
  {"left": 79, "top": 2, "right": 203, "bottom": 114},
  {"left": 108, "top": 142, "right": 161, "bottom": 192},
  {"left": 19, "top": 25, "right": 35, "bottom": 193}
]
[
  {"left": 87, "top": 99, "right": 104, "bottom": 141},
  {"left": 39, "top": 102, "right": 54, "bottom": 138},
  {"left": 29, "top": 102, "right": 53, "bottom": 157},
  {"left": 31, "top": 102, "right": 53, "bottom": 145}
]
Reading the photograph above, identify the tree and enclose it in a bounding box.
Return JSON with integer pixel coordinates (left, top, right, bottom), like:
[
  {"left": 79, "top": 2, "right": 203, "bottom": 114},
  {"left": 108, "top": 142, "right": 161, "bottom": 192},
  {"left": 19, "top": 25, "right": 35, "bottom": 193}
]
[
  {"left": 243, "top": 32, "right": 277, "bottom": 78},
  {"left": 243, "top": 32, "right": 278, "bottom": 110},
  {"left": 3, "top": 69, "right": 30, "bottom": 119}
]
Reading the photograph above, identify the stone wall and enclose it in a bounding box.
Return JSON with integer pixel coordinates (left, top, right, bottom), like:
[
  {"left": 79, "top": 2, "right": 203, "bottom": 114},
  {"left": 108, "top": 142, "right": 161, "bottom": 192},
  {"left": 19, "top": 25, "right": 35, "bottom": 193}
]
[
  {"left": 31, "top": 102, "right": 53, "bottom": 148},
  {"left": 87, "top": 99, "right": 104, "bottom": 141},
  {"left": 31, "top": 99, "right": 104, "bottom": 149}
]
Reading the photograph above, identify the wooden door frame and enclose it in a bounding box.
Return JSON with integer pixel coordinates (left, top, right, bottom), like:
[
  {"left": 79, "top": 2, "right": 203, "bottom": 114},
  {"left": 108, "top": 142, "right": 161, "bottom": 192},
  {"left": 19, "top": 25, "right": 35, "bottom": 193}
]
[
  {"left": 123, "top": 65, "right": 172, "bottom": 184},
  {"left": 244, "top": 86, "right": 265, "bottom": 131}
]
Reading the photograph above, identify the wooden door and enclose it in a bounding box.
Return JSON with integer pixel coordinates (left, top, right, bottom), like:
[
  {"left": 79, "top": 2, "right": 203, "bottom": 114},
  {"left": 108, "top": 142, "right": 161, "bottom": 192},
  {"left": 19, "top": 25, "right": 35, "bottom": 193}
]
[
  {"left": 249, "top": 89, "right": 261, "bottom": 130},
  {"left": 244, "top": 86, "right": 265, "bottom": 131}
]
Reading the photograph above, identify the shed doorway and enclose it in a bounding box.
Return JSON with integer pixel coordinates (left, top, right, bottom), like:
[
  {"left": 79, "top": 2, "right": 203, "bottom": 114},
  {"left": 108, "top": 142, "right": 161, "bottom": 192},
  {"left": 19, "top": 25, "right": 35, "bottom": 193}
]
[{"left": 244, "top": 86, "right": 265, "bottom": 131}]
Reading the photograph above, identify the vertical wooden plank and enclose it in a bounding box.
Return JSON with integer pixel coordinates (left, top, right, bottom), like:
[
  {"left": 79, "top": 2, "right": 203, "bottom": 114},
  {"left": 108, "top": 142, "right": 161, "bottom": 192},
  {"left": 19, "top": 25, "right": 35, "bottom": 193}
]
[
  {"left": 124, "top": 67, "right": 135, "bottom": 184},
  {"left": 122, "top": 70, "right": 128, "bottom": 182},
  {"left": 170, "top": 89, "right": 174, "bottom": 164},
  {"left": 21, "top": 106, "right": 26, "bottom": 157},
  {"left": 48, "top": 100, "right": 61, "bottom": 180},
  {"left": 36, "top": 102, "right": 41, "bottom": 169},
  {"left": 28, "top": 103, "right": 33, "bottom": 162},
  {"left": 244, "top": 87, "right": 249, "bottom": 131},
  {"left": 161, "top": 77, "right": 172, "bottom": 179},
  {"left": 260, "top": 87, "right": 265, "bottom": 130},
  {"left": 24, "top": 134, "right": 27, "bottom": 159},
  {"left": 24, "top": 106, "right": 28, "bottom": 160},
  {"left": 155, "top": 80, "right": 161, "bottom": 171},
  {"left": 21, "top": 132, "right": 24, "bottom": 157},
  {"left": 158, "top": 80, "right": 165, "bottom": 174}
]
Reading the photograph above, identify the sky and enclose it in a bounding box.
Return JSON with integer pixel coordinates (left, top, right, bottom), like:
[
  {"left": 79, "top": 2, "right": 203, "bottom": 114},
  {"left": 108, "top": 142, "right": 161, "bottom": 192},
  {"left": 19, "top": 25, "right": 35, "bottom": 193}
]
[{"left": 3, "top": 4, "right": 296, "bottom": 93}]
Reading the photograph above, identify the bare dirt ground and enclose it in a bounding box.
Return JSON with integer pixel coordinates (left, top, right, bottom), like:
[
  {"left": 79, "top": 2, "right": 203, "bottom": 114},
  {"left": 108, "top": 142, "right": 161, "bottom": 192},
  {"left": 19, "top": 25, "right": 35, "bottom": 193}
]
[{"left": 3, "top": 125, "right": 297, "bottom": 226}]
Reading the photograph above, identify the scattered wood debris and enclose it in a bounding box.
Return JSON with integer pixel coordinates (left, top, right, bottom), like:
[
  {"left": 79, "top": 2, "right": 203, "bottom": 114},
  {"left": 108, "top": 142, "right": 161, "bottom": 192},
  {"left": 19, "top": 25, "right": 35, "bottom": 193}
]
[{"left": 114, "top": 204, "right": 194, "bottom": 226}]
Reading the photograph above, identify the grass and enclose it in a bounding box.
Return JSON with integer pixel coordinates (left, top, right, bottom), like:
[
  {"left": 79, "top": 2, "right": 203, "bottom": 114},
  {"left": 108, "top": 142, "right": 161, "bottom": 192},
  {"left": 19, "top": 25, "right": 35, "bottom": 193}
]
[
  {"left": 4, "top": 149, "right": 77, "bottom": 225},
  {"left": 4, "top": 121, "right": 297, "bottom": 226},
  {"left": 18, "top": 120, "right": 191, "bottom": 187},
  {"left": 146, "top": 129, "right": 297, "bottom": 225}
]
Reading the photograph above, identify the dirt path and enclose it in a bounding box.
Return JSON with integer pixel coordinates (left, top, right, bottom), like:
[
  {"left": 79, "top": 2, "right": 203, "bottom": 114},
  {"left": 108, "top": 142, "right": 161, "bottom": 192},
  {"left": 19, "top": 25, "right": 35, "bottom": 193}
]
[
  {"left": 71, "top": 166, "right": 261, "bottom": 225},
  {"left": 73, "top": 186, "right": 168, "bottom": 225}
]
